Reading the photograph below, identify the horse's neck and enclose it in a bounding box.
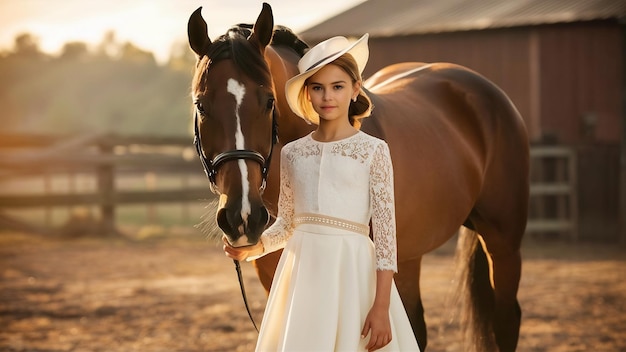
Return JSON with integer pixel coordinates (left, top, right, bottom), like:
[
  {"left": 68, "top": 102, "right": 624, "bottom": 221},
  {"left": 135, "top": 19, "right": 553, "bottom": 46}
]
[{"left": 266, "top": 46, "right": 315, "bottom": 143}]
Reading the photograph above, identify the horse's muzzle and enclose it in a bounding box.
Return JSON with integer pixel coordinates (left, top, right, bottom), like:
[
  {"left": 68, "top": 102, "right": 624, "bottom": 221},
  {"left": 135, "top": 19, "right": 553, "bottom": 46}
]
[{"left": 217, "top": 205, "right": 269, "bottom": 246}]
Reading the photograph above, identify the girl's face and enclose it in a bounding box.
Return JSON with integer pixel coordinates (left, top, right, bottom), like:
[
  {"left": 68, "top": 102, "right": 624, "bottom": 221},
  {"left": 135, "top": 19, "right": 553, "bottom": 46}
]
[{"left": 306, "top": 64, "right": 360, "bottom": 123}]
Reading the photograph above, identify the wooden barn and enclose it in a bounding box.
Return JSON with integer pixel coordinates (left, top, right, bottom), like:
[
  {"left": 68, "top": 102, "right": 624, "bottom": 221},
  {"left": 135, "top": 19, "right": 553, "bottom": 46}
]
[{"left": 299, "top": 0, "right": 626, "bottom": 243}]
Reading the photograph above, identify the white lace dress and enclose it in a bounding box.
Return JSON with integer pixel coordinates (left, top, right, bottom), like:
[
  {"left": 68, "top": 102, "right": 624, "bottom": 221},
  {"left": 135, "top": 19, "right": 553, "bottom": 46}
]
[{"left": 254, "top": 131, "right": 420, "bottom": 351}]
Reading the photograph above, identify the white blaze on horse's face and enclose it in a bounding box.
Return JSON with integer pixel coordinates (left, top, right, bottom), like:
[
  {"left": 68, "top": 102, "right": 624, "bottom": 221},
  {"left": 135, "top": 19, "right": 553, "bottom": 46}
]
[{"left": 227, "top": 78, "right": 252, "bottom": 231}]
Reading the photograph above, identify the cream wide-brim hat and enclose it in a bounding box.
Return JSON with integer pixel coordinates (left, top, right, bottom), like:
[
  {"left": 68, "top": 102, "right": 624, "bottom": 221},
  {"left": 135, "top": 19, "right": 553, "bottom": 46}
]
[{"left": 285, "top": 33, "right": 369, "bottom": 124}]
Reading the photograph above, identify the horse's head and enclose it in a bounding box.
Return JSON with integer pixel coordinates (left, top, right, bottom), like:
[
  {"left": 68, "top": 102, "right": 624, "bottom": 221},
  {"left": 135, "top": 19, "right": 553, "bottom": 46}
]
[{"left": 188, "top": 4, "right": 278, "bottom": 247}]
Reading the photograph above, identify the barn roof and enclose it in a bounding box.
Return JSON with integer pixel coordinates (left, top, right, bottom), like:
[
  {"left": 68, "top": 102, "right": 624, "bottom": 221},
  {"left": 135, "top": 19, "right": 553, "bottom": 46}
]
[{"left": 299, "top": 0, "right": 626, "bottom": 40}]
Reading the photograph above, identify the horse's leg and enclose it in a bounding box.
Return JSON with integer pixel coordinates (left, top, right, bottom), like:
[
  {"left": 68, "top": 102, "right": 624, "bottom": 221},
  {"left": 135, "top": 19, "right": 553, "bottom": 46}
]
[
  {"left": 474, "top": 127, "right": 528, "bottom": 351},
  {"left": 396, "top": 257, "right": 427, "bottom": 351},
  {"left": 464, "top": 180, "right": 527, "bottom": 351}
]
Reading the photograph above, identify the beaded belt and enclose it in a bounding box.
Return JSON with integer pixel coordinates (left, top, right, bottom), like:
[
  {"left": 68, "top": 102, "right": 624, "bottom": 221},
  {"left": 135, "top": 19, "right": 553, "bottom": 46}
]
[{"left": 293, "top": 213, "right": 369, "bottom": 236}]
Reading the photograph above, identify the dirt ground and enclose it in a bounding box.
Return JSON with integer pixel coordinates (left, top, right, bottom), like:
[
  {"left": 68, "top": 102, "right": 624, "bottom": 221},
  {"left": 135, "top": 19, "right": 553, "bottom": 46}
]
[{"left": 1, "top": 229, "right": 625, "bottom": 352}]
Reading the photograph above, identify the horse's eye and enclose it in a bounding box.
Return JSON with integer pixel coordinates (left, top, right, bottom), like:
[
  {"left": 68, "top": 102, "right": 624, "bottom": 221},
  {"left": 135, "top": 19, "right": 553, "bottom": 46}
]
[
  {"left": 266, "top": 98, "right": 275, "bottom": 110},
  {"left": 195, "top": 102, "right": 206, "bottom": 114}
]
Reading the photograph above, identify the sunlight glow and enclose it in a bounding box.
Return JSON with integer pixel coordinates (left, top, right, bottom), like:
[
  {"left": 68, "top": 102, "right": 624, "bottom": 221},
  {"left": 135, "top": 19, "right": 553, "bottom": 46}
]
[{"left": 0, "top": 0, "right": 364, "bottom": 63}]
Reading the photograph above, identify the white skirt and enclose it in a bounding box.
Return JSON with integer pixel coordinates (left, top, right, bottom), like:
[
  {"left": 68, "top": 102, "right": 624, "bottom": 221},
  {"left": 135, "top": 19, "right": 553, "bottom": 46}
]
[{"left": 255, "top": 223, "right": 420, "bottom": 351}]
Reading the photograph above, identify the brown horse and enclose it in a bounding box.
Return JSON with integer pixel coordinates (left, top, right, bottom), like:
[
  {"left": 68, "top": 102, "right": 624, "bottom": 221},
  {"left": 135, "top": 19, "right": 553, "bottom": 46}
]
[{"left": 188, "top": 3, "right": 529, "bottom": 351}]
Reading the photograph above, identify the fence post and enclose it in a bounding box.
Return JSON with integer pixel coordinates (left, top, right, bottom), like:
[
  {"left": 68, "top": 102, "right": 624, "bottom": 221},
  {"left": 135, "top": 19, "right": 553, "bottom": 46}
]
[
  {"left": 182, "top": 175, "right": 190, "bottom": 223},
  {"left": 97, "top": 139, "right": 116, "bottom": 235},
  {"left": 145, "top": 172, "right": 157, "bottom": 224},
  {"left": 569, "top": 148, "right": 578, "bottom": 242},
  {"left": 44, "top": 170, "right": 52, "bottom": 227},
  {"left": 527, "top": 146, "right": 578, "bottom": 240},
  {"left": 621, "top": 23, "right": 626, "bottom": 245}
]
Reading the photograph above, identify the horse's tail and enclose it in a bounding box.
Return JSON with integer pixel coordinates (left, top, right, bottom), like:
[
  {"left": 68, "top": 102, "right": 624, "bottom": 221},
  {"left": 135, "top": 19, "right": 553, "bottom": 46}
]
[{"left": 454, "top": 226, "right": 498, "bottom": 351}]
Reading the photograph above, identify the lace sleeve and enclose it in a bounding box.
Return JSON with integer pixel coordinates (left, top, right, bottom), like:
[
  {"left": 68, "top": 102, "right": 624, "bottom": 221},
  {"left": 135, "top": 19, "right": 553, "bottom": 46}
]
[
  {"left": 370, "top": 142, "right": 398, "bottom": 272},
  {"left": 259, "top": 147, "right": 295, "bottom": 254}
]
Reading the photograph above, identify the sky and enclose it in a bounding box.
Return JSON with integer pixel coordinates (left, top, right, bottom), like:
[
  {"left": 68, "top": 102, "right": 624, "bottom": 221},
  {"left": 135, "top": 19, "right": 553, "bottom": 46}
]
[{"left": 0, "top": 0, "right": 365, "bottom": 63}]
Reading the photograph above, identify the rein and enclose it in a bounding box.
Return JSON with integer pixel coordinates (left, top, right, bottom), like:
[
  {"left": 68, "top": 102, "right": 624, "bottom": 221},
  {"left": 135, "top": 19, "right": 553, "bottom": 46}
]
[{"left": 234, "top": 259, "right": 259, "bottom": 332}]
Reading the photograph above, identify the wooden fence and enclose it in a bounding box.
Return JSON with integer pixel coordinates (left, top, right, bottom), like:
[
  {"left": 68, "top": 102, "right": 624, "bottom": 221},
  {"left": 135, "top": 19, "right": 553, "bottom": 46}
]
[
  {"left": 0, "top": 133, "right": 213, "bottom": 235},
  {"left": 526, "top": 146, "right": 578, "bottom": 241},
  {"left": 0, "top": 133, "right": 581, "bottom": 240}
]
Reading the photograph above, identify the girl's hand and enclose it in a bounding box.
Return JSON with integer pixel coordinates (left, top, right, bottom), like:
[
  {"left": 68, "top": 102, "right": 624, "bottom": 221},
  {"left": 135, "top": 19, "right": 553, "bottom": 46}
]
[
  {"left": 361, "top": 305, "right": 392, "bottom": 351},
  {"left": 222, "top": 236, "right": 264, "bottom": 261}
]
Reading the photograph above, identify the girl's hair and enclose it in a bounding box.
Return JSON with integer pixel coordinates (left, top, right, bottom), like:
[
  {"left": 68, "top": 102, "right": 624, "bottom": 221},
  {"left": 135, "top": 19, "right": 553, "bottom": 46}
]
[{"left": 297, "top": 53, "right": 373, "bottom": 128}]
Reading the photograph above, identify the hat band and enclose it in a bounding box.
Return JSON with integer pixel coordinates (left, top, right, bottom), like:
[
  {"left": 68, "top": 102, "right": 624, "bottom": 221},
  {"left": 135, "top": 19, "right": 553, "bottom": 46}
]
[{"left": 305, "top": 50, "right": 342, "bottom": 72}]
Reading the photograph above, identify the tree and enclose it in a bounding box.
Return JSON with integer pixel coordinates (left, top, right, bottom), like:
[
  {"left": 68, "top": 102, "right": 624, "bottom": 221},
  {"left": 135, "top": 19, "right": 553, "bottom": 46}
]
[
  {"left": 60, "top": 42, "right": 90, "bottom": 61},
  {"left": 119, "top": 42, "right": 156, "bottom": 66},
  {"left": 0, "top": 32, "right": 192, "bottom": 136},
  {"left": 167, "top": 40, "right": 197, "bottom": 72},
  {"left": 13, "top": 33, "right": 42, "bottom": 58}
]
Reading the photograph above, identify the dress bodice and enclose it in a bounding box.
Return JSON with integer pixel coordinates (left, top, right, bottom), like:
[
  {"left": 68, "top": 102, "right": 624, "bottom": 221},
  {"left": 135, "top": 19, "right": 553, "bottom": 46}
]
[{"left": 260, "top": 131, "right": 398, "bottom": 271}]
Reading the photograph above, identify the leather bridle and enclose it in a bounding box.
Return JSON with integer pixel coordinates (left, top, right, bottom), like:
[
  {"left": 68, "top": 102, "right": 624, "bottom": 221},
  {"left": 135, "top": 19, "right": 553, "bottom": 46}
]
[
  {"left": 193, "top": 108, "right": 277, "bottom": 195},
  {"left": 192, "top": 103, "right": 278, "bottom": 333}
]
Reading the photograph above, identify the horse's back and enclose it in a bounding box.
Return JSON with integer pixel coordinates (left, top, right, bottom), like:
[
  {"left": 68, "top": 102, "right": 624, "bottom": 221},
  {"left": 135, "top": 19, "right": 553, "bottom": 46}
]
[
  {"left": 361, "top": 62, "right": 528, "bottom": 256},
  {"left": 365, "top": 62, "right": 431, "bottom": 91},
  {"left": 365, "top": 61, "right": 526, "bottom": 181}
]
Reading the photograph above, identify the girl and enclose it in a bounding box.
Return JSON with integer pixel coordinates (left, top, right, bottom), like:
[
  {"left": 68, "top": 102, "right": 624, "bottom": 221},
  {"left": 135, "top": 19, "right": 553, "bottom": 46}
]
[{"left": 224, "top": 33, "right": 420, "bottom": 352}]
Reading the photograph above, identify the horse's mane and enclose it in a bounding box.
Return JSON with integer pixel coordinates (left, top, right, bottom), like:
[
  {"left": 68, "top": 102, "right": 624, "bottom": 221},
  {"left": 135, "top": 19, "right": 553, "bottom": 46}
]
[
  {"left": 234, "top": 23, "right": 309, "bottom": 57},
  {"left": 271, "top": 25, "right": 309, "bottom": 57},
  {"left": 192, "top": 24, "right": 308, "bottom": 96}
]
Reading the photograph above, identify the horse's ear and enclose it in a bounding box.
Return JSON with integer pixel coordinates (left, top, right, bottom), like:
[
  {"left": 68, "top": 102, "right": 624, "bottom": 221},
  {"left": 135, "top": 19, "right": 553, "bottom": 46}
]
[
  {"left": 249, "top": 3, "right": 274, "bottom": 51},
  {"left": 188, "top": 7, "right": 212, "bottom": 57}
]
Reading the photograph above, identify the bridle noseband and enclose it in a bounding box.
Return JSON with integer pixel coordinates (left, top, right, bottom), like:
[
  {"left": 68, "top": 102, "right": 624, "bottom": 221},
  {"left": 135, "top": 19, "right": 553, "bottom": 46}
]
[{"left": 193, "top": 109, "right": 277, "bottom": 195}]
